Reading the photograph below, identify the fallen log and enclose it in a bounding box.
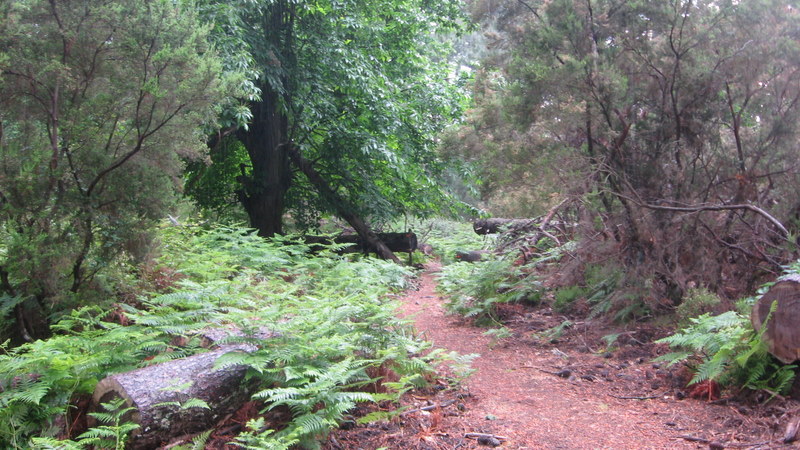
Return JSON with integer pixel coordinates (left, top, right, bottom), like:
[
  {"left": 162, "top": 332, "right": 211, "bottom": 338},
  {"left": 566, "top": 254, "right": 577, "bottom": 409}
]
[
  {"left": 90, "top": 345, "right": 255, "bottom": 449},
  {"left": 751, "top": 274, "right": 800, "bottom": 364},
  {"left": 306, "top": 232, "right": 418, "bottom": 254}
]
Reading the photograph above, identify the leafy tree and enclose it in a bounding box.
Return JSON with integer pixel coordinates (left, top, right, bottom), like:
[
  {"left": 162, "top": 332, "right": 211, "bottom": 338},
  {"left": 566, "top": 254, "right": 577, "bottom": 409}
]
[
  {"left": 452, "top": 0, "right": 800, "bottom": 310},
  {"left": 188, "top": 0, "right": 467, "bottom": 250},
  {"left": 0, "top": 0, "right": 230, "bottom": 340}
]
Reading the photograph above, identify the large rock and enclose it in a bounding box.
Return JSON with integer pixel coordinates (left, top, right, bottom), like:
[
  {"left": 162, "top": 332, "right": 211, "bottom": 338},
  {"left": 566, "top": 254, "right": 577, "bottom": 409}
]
[{"left": 751, "top": 274, "right": 800, "bottom": 364}]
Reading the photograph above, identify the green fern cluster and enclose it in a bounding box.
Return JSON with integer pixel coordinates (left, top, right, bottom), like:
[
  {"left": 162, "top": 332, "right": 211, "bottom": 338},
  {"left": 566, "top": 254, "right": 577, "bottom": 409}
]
[
  {"left": 437, "top": 256, "right": 543, "bottom": 325},
  {"left": 1, "top": 224, "right": 446, "bottom": 448},
  {"left": 656, "top": 308, "right": 796, "bottom": 396}
]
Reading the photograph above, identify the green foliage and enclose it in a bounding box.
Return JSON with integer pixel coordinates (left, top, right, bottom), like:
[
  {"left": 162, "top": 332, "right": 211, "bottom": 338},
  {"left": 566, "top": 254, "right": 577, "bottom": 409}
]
[
  {"left": 0, "top": 224, "right": 450, "bottom": 447},
  {"left": 0, "top": 0, "right": 232, "bottom": 338},
  {"left": 77, "top": 398, "right": 140, "bottom": 450},
  {"left": 656, "top": 309, "right": 796, "bottom": 396},
  {"left": 438, "top": 257, "right": 542, "bottom": 325},
  {"left": 0, "top": 307, "right": 172, "bottom": 446},
  {"left": 535, "top": 320, "right": 574, "bottom": 343},
  {"left": 675, "top": 288, "right": 722, "bottom": 324},
  {"left": 190, "top": 0, "right": 471, "bottom": 234},
  {"left": 553, "top": 285, "right": 587, "bottom": 313}
]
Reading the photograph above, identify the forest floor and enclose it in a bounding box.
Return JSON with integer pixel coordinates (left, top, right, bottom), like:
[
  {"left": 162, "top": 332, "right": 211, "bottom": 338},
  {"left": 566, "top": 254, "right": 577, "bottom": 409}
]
[{"left": 325, "top": 262, "right": 800, "bottom": 449}]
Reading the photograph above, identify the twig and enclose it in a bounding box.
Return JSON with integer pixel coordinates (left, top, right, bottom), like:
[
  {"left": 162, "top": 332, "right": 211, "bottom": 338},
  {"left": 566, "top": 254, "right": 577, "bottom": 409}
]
[
  {"left": 608, "top": 393, "right": 663, "bottom": 400},
  {"left": 465, "top": 432, "right": 509, "bottom": 441},
  {"left": 400, "top": 399, "right": 457, "bottom": 416},
  {"left": 676, "top": 434, "right": 709, "bottom": 443}
]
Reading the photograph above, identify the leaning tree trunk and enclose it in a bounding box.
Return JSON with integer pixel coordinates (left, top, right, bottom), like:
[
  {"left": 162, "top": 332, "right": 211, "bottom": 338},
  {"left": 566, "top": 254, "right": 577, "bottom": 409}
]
[{"left": 288, "top": 147, "right": 401, "bottom": 263}]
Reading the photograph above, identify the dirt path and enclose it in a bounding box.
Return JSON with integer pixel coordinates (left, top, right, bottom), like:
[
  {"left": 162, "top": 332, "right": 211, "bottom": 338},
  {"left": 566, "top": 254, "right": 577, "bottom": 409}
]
[{"left": 392, "top": 263, "right": 779, "bottom": 449}]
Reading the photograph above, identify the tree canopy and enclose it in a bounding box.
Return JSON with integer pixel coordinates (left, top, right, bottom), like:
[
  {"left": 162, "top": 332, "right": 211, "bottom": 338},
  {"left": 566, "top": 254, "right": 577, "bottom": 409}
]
[
  {"left": 186, "top": 0, "right": 468, "bottom": 237},
  {"left": 0, "top": 0, "right": 230, "bottom": 339},
  {"left": 448, "top": 0, "right": 800, "bottom": 309}
]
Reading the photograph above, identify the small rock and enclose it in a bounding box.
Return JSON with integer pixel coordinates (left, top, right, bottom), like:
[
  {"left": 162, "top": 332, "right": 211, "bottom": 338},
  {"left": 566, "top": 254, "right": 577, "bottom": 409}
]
[
  {"left": 709, "top": 441, "right": 725, "bottom": 449},
  {"left": 556, "top": 369, "right": 572, "bottom": 378},
  {"left": 665, "top": 422, "right": 677, "bottom": 427},
  {"left": 485, "top": 414, "right": 498, "bottom": 421},
  {"left": 581, "top": 374, "right": 596, "bottom": 382},
  {"left": 478, "top": 436, "right": 502, "bottom": 447}
]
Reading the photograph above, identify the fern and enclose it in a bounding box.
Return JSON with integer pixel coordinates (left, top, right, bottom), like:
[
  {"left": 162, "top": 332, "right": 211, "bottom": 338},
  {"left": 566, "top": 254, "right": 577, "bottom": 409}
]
[
  {"left": 656, "top": 302, "right": 796, "bottom": 396},
  {"left": 2, "top": 224, "right": 447, "bottom": 448}
]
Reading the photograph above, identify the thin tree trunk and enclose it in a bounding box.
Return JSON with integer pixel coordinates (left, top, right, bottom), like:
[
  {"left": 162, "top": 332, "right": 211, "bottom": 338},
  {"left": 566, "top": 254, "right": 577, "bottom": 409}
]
[{"left": 288, "top": 147, "right": 401, "bottom": 263}]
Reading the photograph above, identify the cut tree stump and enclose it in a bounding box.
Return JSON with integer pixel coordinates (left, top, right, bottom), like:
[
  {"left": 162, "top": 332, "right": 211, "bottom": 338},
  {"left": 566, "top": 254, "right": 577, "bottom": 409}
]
[
  {"left": 751, "top": 274, "right": 800, "bottom": 364},
  {"left": 90, "top": 345, "right": 255, "bottom": 449}
]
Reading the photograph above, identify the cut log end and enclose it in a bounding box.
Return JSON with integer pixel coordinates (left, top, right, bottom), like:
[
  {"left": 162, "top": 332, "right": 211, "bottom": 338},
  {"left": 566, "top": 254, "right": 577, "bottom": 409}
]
[
  {"left": 751, "top": 276, "right": 800, "bottom": 364},
  {"left": 90, "top": 345, "right": 255, "bottom": 449}
]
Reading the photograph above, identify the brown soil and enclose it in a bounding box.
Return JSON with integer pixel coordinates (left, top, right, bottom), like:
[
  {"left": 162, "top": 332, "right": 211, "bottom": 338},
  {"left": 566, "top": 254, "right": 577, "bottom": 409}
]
[{"left": 326, "top": 262, "right": 800, "bottom": 449}]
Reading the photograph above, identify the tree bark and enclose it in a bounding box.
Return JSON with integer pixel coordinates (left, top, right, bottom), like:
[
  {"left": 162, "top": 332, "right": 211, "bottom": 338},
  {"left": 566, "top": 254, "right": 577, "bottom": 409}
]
[
  {"left": 751, "top": 274, "right": 800, "bottom": 364},
  {"left": 90, "top": 345, "right": 255, "bottom": 449},
  {"left": 288, "top": 147, "right": 401, "bottom": 263},
  {"left": 236, "top": 89, "right": 291, "bottom": 237},
  {"left": 235, "top": 2, "right": 294, "bottom": 238}
]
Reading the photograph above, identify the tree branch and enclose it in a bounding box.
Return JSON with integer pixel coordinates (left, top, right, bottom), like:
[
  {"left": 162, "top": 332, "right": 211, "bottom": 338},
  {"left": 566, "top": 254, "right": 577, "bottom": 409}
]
[{"left": 617, "top": 194, "right": 789, "bottom": 238}]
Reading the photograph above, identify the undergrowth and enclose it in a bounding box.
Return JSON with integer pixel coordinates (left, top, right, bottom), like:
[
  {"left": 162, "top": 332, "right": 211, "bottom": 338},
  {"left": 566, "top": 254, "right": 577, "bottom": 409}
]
[
  {"left": 437, "top": 256, "right": 543, "bottom": 325},
  {"left": 656, "top": 264, "right": 800, "bottom": 398},
  {"left": 0, "top": 223, "right": 463, "bottom": 448}
]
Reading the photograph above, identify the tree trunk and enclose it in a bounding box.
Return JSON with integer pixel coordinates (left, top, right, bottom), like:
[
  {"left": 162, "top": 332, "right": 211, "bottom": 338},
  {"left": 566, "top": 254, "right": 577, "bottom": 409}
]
[
  {"left": 288, "top": 147, "right": 401, "bottom": 263},
  {"left": 90, "top": 345, "right": 255, "bottom": 449},
  {"left": 235, "top": 1, "right": 295, "bottom": 238},
  {"left": 237, "top": 89, "right": 291, "bottom": 237}
]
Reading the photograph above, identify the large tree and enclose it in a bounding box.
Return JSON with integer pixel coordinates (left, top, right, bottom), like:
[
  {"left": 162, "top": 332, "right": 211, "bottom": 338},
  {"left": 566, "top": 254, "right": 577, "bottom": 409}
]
[
  {"left": 189, "top": 0, "right": 466, "bottom": 249},
  {"left": 0, "top": 0, "right": 229, "bottom": 340}
]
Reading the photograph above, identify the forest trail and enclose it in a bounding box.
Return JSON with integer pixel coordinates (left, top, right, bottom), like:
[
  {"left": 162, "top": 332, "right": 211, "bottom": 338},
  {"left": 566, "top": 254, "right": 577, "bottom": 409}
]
[{"left": 393, "top": 262, "right": 766, "bottom": 449}]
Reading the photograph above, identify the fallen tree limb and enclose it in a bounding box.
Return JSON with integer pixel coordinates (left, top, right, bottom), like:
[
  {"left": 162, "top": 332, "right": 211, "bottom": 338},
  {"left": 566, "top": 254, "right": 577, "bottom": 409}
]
[
  {"left": 289, "top": 146, "right": 401, "bottom": 263},
  {"left": 608, "top": 393, "right": 663, "bottom": 400},
  {"left": 464, "top": 432, "right": 509, "bottom": 440},
  {"left": 90, "top": 345, "right": 255, "bottom": 449}
]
